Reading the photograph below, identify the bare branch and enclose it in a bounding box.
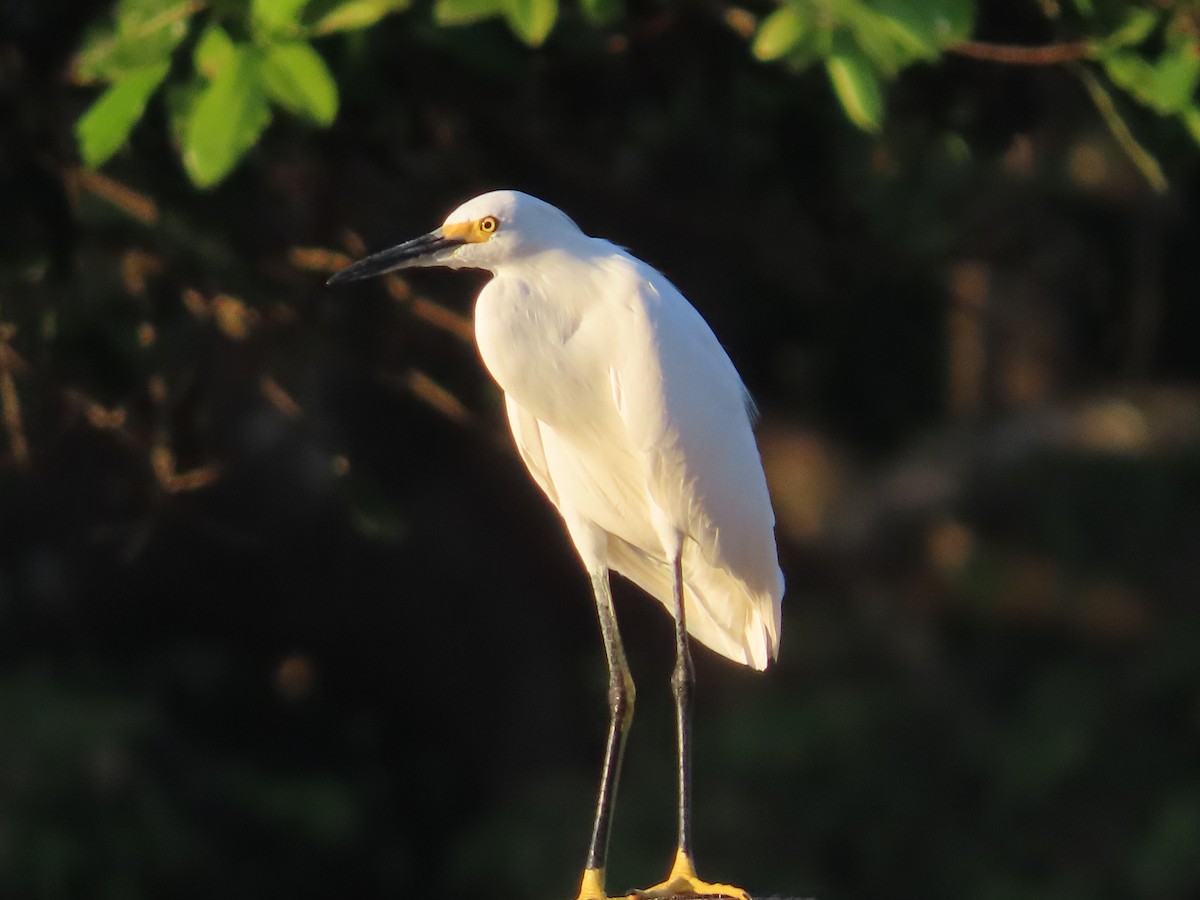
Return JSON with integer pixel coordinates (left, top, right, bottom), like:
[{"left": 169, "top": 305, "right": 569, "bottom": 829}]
[{"left": 948, "top": 40, "right": 1093, "bottom": 65}]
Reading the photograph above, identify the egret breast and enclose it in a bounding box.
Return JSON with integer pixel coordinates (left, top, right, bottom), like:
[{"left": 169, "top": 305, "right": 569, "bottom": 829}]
[
  {"left": 474, "top": 263, "right": 660, "bottom": 552},
  {"left": 474, "top": 266, "right": 616, "bottom": 440}
]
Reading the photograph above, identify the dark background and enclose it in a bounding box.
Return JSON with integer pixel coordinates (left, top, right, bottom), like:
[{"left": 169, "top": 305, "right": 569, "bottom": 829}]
[{"left": 2, "top": 2, "right": 1200, "bottom": 899}]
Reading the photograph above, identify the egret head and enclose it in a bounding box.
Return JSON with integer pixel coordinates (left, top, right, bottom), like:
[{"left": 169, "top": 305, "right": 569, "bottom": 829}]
[{"left": 327, "top": 190, "right": 584, "bottom": 284}]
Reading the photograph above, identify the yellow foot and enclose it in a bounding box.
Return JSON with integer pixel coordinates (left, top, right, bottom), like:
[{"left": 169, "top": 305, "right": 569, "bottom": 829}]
[
  {"left": 576, "top": 866, "right": 626, "bottom": 900},
  {"left": 627, "top": 849, "right": 750, "bottom": 900}
]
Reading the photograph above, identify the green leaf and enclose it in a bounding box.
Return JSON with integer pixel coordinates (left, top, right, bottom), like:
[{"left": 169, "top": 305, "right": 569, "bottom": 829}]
[
  {"left": 258, "top": 41, "right": 339, "bottom": 125},
  {"left": 434, "top": 0, "right": 553, "bottom": 43},
  {"left": 251, "top": 0, "right": 311, "bottom": 36},
  {"left": 753, "top": 7, "right": 809, "bottom": 62},
  {"left": 844, "top": 10, "right": 928, "bottom": 74},
  {"left": 1181, "top": 106, "right": 1200, "bottom": 147},
  {"left": 874, "top": 0, "right": 974, "bottom": 51},
  {"left": 826, "top": 42, "right": 884, "bottom": 133},
  {"left": 76, "top": 61, "right": 170, "bottom": 167},
  {"left": 579, "top": 0, "right": 621, "bottom": 26},
  {"left": 1104, "top": 8, "right": 1158, "bottom": 49},
  {"left": 1149, "top": 39, "right": 1200, "bottom": 114},
  {"left": 1102, "top": 51, "right": 1157, "bottom": 106},
  {"left": 503, "top": 0, "right": 557, "bottom": 46},
  {"left": 433, "top": 0, "right": 505, "bottom": 27},
  {"left": 182, "top": 46, "right": 272, "bottom": 188},
  {"left": 165, "top": 79, "right": 204, "bottom": 149},
  {"left": 194, "top": 24, "right": 235, "bottom": 80},
  {"left": 1104, "top": 41, "right": 1200, "bottom": 115},
  {"left": 74, "top": 0, "right": 196, "bottom": 83},
  {"left": 312, "top": 0, "right": 412, "bottom": 34}
]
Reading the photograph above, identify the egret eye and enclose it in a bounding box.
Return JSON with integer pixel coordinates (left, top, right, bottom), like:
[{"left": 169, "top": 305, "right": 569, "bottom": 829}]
[{"left": 479, "top": 216, "right": 498, "bottom": 235}]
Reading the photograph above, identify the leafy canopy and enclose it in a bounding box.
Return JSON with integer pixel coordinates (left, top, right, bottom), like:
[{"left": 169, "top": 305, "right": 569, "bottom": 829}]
[{"left": 72, "top": 0, "right": 1200, "bottom": 189}]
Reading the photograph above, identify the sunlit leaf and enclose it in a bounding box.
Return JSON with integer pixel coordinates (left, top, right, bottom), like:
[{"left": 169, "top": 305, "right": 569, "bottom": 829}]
[
  {"left": 258, "top": 41, "right": 339, "bottom": 125},
  {"left": 251, "top": 0, "right": 311, "bottom": 36},
  {"left": 433, "top": 0, "right": 505, "bottom": 27},
  {"left": 182, "top": 46, "right": 272, "bottom": 188},
  {"left": 1149, "top": 39, "right": 1200, "bottom": 114},
  {"left": 826, "top": 42, "right": 884, "bottom": 133},
  {"left": 73, "top": 0, "right": 196, "bottom": 83},
  {"left": 504, "top": 0, "right": 557, "bottom": 46},
  {"left": 1104, "top": 8, "right": 1158, "bottom": 49},
  {"left": 76, "top": 61, "right": 170, "bottom": 166},
  {"left": 165, "top": 78, "right": 203, "bottom": 149},
  {"left": 312, "top": 0, "right": 412, "bottom": 34},
  {"left": 115, "top": 0, "right": 196, "bottom": 44},
  {"left": 753, "top": 6, "right": 809, "bottom": 62},
  {"left": 194, "top": 24, "right": 235, "bottom": 79},
  {"left": 1181, "top": 105, "right": 1200, "bottom": 147},
  {"left": 1105, "top": 41, "right": 1200, "bottom": 116},
  {"left": 1102, "top": 51, "right": 1157, "bottom": 106}
]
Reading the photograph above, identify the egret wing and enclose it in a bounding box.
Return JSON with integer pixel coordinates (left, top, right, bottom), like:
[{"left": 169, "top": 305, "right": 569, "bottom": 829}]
[
  {"left": 478, "top": 251, "right": 783, "bottom": 668},
  {"left": 607, "top": 264, "right": 784, "bottom": 667},
  {"left": 504, "top": 395, "right": 559, "bottom": 509}
]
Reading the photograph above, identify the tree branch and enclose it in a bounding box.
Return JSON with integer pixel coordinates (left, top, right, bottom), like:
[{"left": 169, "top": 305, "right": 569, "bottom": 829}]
[{"left": 948, "top": 40, "right": 1093, "bottom": 65}]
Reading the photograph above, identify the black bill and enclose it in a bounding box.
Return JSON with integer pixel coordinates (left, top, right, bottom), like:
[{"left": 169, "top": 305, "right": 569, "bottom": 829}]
[{"left": 327, "top": 229, "right": 462, "bottom": 285}]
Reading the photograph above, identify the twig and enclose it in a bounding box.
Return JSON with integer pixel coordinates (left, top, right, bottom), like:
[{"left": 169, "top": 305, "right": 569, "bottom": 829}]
[
  {"left": 1071, "top": 63, "right": 1168, "bottom": 194},
  {"left": 0, "top": 324, "right": 29, "bottom": 467},
  {"left": 72, "top": 168, "right": 160, "bottom": 224},
  {"left": 380, "top": 369, "right": 473, "bottom": 426},
  {"left": 948, "top": 40, "right": 1093, "bottom": 65},
  {"left": 409, "top": 297, "right": 475, "bottom": 344}
]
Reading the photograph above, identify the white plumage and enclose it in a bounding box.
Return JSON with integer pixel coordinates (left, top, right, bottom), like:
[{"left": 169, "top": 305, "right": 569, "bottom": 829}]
[
  {"left": 333, "top": 189, "right": 784, "bottom": 668},
  {"left": 329, "top": 190, "right": 784, "bottom": 899},
  {"left": 452, "top": 191, "right": 783, "bottom": 669}
]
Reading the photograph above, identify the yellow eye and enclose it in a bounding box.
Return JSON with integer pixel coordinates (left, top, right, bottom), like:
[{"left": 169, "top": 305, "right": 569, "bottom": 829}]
[{"left": 478, "top": 216, "right": 498, "bottom": 235}]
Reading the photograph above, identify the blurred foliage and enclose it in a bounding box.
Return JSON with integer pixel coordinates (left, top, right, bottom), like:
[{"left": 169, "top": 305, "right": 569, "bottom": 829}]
[
  {"left": 3, "top": 0, "right": 1200, "bottom": 899},
  {"left": 73, "top": 0, "right": 408, "bottom": 185},
  {"left": 71, "top": 1, "right": 1200, "bottom": 187}
]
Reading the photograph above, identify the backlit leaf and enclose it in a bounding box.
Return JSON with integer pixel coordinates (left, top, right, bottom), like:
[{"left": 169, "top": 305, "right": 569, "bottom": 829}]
[
  {"left": 1104, "top": 8, "right": 1158, "bottom": 49},
  {"left": 312, "top": 0, "right": 412, "bottom": 34},
  {"left": 1182, "top": 105, "right": 1200, "bottom": 147},
  {"left": 504, "top": 0, "right": 557, "bottom": 46},
  {"left": 74, "top": 0, "right": 196, "bottom": 83},
  {"left": 258, "top": 41, "right": 338, "bottom": 125},
  {"left": 76, "top": 61, "right": 170, "bottom": 166},
  {"left": 1103, "top": 51, "right": 1156, "bottom": 106},
  {"left": 433, "top": 0, "right": 505, "bottom": 26},
  {"left": 165, "top": 79, "right": 203, "bottom": 149},
  {"left": 251, "top": 0, "right": 311, "bottom": 36},
  {"left": 1150, "top": 39, "right": 1200, "bottom": 114},
  {"left": 194, "top": 24, "right": 234, "bottom": 80},
  {"left": 826, "top": 43, "right": 884, "bottom": 133},
  {"left": 182, "top": 46, "right": 272, "bottom": 188},
  {"left": 753, "top": 7, "right": 809, "bottom": 62},
  {"left": 1105, "top": 41, "right": 1200, "bottom": 116}
]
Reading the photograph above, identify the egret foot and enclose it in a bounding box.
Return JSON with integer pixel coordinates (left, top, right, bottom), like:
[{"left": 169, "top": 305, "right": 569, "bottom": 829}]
[
  {"left": 629, "top": 849, "right": 750, "bottom": 900},
  {"left": 576, "top": 866, "right": 626, "bottom": 900}
]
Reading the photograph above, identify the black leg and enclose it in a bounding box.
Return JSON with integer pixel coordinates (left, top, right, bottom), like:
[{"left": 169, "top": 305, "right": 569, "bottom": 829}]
[
  {"left": 580, "top": 570, "right": 634, "bottom": 898},
  {"left": 629, "top": 551, "right": 751, "bottom": 900},
  {"left": 669, "top": 550, "right": 694, "bottom": 859}
]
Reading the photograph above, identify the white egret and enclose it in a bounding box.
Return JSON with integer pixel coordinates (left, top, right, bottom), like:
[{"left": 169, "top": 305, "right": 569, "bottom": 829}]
[{"left": 329, "top": 190, "right": 784, "bottom": 900}]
